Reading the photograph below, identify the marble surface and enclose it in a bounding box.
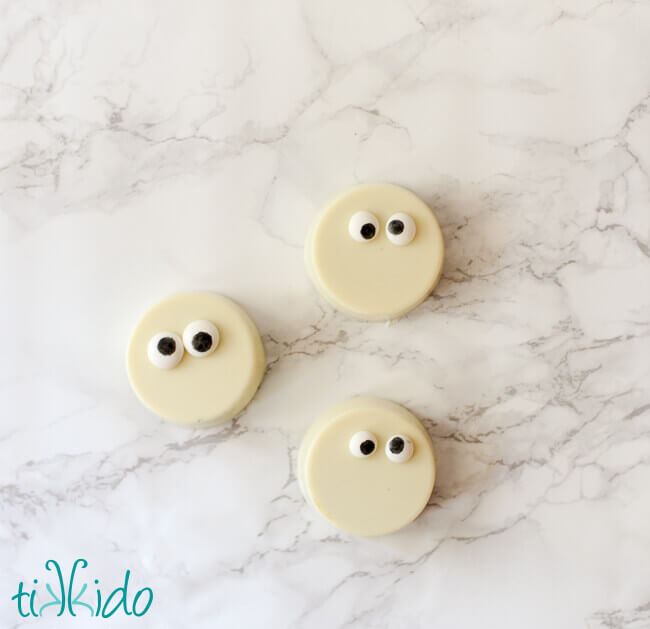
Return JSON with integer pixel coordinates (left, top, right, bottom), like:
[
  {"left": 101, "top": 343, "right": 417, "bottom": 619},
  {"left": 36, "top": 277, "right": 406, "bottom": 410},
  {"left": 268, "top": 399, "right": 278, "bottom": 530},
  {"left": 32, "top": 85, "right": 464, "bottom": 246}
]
[{"left": 1, "top": 0, "right": 649, "bottom": 627}]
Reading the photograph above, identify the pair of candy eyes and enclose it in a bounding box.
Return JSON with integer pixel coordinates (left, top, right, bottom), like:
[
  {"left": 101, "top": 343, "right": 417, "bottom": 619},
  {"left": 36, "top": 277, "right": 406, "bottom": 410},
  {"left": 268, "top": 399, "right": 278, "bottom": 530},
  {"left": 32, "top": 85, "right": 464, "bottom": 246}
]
[
  {"left": 349, "top": 431, "right": 414, "bottom": 463},
  {"left": 348, "top": 211, "right": 416, "bottom": 246},
  {"left": 147, "top": 320, "right": 219, "bottom": 369}
]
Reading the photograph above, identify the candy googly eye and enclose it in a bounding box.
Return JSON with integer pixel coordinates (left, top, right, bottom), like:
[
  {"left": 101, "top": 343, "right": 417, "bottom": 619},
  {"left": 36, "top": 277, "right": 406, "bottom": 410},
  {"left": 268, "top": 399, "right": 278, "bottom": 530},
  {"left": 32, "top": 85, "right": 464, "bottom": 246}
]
[
  {"left": 386, "top": 213, "right": 416, "bottom": 246},
  {"left": 385, "top": 435, "right": 414, "bottom": 463},
  {"left": 148, "top": 332, "right": 184, "bottom": 369},
  {"left": 182, "top": 320, "right": 220, "bottom": 358},
  {"left": 349, "top": 211, "right": 379, "bottom": 242},
  {"left": 349, "top": 431, "right": 377, "bottom": 458}
]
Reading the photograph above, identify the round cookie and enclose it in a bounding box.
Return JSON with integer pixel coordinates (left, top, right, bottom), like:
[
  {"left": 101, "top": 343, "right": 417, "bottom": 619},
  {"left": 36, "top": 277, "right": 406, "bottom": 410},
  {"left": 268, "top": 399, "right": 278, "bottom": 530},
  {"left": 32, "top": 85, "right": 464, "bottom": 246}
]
[
  {"left": 127, "top": 292, "right": 265, "bottom": 424},
  {"left": 298, "top": 397, "right": 436, "bottom": 536},
  {"left": 305, "top": 184, "right": 444, "bottom": 321}
]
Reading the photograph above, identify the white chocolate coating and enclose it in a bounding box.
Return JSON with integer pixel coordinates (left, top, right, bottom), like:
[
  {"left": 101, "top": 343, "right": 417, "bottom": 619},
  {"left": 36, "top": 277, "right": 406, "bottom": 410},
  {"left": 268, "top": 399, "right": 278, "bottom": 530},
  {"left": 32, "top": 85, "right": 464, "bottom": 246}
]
[
  {"left": 305, "top": 184, "right": 445, "bottom": 321},
  {"left": 127, "top": 292, "right": 265, "bottom": 424},
  {"left": 298, "top": 397, "right": 436, "bottom": 536}
]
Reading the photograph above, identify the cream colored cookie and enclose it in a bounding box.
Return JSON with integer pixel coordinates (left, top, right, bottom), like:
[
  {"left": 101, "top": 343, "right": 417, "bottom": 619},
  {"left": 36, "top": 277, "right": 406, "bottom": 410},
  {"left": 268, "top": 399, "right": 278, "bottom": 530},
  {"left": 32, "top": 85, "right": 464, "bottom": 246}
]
[
  {"left": 305, "top": 184, "right": 444, "bottom": 321},
  {"left": 126, "top": 292, "right": 265, "bottom": 424},
  {"left": 299, "top": 397, "right": 435, "bottom": 536}
]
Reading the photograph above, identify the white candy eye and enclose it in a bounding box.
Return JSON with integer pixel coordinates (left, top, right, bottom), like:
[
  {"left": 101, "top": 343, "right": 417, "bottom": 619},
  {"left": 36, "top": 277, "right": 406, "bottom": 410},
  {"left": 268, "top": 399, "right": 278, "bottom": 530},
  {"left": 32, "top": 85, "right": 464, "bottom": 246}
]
[
  {"left": 385, "top": 435, "right": 414, "bottom": 463},
  {"left": 148, "top": 332, "right": 184, "bottom": 369},
  {"left": 386, "top": 213, "right": 416, "bottom": 246},
  {"left": 349, "top": 211, "right": 379, "bottom": 242},
  {"left": 182, "top": 320, "right": 220, "bottom": 357},
  {"left": 349, "top": 431, "right": 377, "bottom": 458}
]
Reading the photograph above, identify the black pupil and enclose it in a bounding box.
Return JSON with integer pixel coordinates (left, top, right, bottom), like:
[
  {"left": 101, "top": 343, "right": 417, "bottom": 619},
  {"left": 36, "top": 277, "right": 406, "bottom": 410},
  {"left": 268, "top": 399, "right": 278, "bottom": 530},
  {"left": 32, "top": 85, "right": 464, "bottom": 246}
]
[
  {"left": 388, "top": 219, "right": 404, "bottom": 235},
  {"left": 192, "top": 331, "right": 213, "bottom": 353},
  {"left": 360, "top": 223, "right": 376, "bottom": 240},
  {"left": 389, "top": 437, "right": 405, "bottom": 454},
  {"left": 157, "top": 337, "right": 176, "bottom": 356},
  {"left": 360, "top": 440, "right": 375, "bottom": 456}
]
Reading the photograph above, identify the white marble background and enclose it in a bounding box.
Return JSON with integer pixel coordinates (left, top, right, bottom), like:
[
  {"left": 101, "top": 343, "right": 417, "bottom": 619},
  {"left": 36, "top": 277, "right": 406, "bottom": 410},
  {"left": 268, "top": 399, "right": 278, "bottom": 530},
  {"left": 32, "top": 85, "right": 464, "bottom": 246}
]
[{"left": 1, "top": 0, "right": 649, "bottom": 627}]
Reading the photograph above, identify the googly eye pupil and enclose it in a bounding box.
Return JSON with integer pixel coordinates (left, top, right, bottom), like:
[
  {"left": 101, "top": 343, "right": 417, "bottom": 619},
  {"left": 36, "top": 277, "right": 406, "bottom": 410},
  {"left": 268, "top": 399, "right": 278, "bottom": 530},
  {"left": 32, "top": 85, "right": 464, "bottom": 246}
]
[
  {"left": 360, "top": 440, "right": 375, "bottom": 455},
  {"left": 389, "top": 436, "right": 405, "bottom": 454},
  {"left": 360, "top": 223, "right": 376, "bottom": 240},
  {"left": 388, "top": 219, "right": 404, "bottom": 235},
  {"left": 157, "top": 336, "right": 176, "bottom": 356},
  {"left": 192, "top": 331, "right": 213, "bottom": 353}
]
